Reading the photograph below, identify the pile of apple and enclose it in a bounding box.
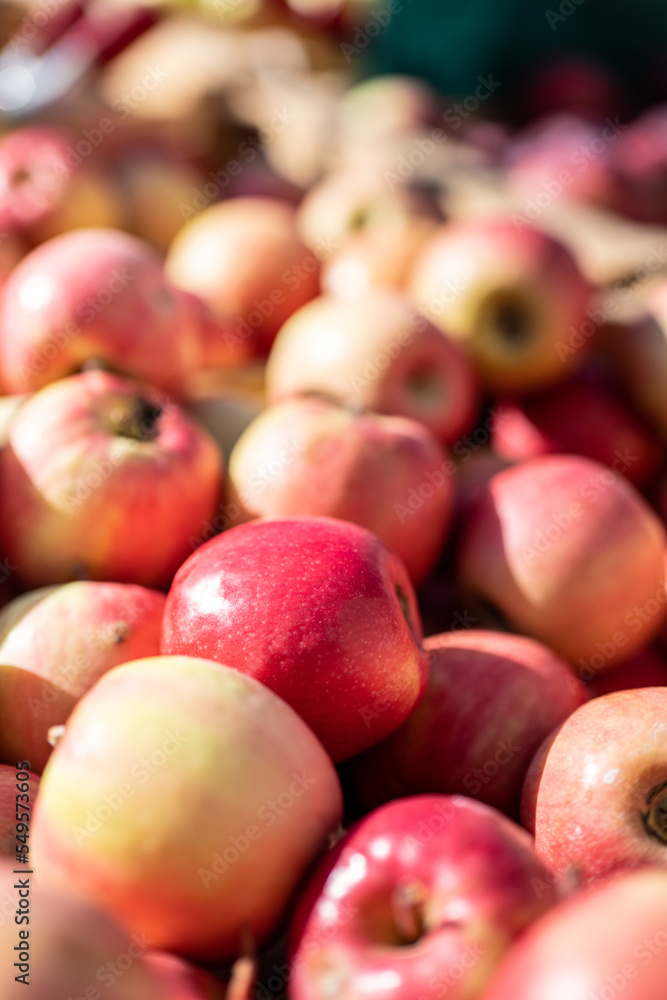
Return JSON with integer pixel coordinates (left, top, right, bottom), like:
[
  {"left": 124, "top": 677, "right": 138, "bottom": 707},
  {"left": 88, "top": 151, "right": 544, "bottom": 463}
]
[{"left": 4, "top": 21, "right": 667, "bottom": 998}]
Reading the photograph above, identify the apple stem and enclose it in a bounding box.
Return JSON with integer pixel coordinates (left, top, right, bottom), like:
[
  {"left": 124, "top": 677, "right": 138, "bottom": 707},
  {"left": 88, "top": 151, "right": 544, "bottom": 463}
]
[
  {"left": 391, "top": 880, "right": 427, "bottom": 945},
  {"left": 108, "top": 397, "right": 163, "bottom": 442},
  {"left": 227, "top": 925, "right": 257, "bottom": 1000},
  {"left": 643, "top": 781, "right": 667, "bottom": 843},
  {"left": 47, "top": 724, "right": 66, "bottom": 749}
]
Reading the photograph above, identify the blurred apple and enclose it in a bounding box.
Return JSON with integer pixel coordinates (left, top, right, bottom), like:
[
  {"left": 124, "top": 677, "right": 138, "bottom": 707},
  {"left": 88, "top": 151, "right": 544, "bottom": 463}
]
[
  {"left": 0, "top": 228, "right": 201, "bottom": 397},
  {"left": 587, "top": 645, "right": 667, "bottom": 697},
  {"left": 0, "top": 763, "right": 39, "bottom": 856},
  {"left": 266, "top": 290, "right": 480, "bottom": 445},
  {"left": 409, "top": 217, "right": 593, "bottom": 390},
  {"left": 228, "top": 395, "right": 455, "bottom": 583},
  {"left": 459, "top": 455, "right": 667, "bottom": 668}
]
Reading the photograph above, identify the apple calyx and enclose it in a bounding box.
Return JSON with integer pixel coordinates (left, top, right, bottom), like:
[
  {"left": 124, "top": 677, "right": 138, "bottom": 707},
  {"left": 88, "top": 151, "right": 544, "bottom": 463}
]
[
  {"left": 108, "top": 397, "right": 163, "bottom": 443},
  {"left": 479, "top": 290, "right": 536, "bottom": 355},
  {"left": 391, "top": 879, "right": 428, "bottom": 944},
  {"left": 643, "top": 780, "right": 667, "bottom": 843}
]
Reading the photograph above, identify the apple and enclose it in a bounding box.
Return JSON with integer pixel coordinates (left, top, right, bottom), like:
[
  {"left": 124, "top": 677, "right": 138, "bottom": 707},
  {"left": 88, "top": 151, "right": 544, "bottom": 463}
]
[
  {"left": 31, "top": 655, "right": 343, "bottom": 962},
  {"left": 522, "top": 687, "right": 667, "bottom": 884},
  {"left": 338, "top": 74, "right": 443, "bottom": 141},
  {"left": 165, "top": 197, "right": 320, "bottom": 355},
  {"left": 524, "top": 58, "right": 622, "bottom": 121},
  {"left": 265, "top": 290, "right": 480, "bottom": 446},
  {"left": 348, "top": 630, "right": 588, "bottom": 817},
  {"left": 459, "top": 454, "right": 667, "bottom": 668},
  {"left": 491, "top": 373, "right": 662, "bottom": 487},
  {"left": 0, "top": 370, "right": 223, "bottom": 589},
  {"left": 608, "top": 103, "right": 667, "bottom": 225},
  {"left": 0, "top": 581, "right": 165, "bottom": 701},
  {"left": 602, "top": 304, "right": 667, "bottom": 439},
  {"left": 0, "top": 858, "right": 164, "bottom": 999},
  {"left": 160, "top": 516, "right": 428, "bottom": 761},
  {"left": 0, "top": 664, "right": 77, "bottom": 774},
  {"left": 227, "top": 395, "right": 455, "bottom": 584},
  {"left": 587, "top": 646, "right": 667, "bottom": 697},
  {"left": 0, "top": 764, "right": 39, "bottom": 856},
  {"left": 288, "top": 795, "right": 558, "bottom": 1000},
  {"left": 0, "top": 227, "right": 201, "bottom": 398},
  {"left": 482, "top": 868, "right": 667, "bottom": 1000},
  {"left": 181, "top": 289, "right": 255, "bottom": 372},
  {"left": 0, "top": 125, "right": 123, "bottom": 246},
  {"left": 409, "top": 217, "right": 593, "bottom": 390}
]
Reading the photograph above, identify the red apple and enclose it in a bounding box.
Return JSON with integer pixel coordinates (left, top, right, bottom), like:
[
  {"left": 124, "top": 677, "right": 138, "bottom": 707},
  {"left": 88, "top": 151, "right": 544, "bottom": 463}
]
[
  {"left": 409, "top": 217, "right": 593, "bottom": 390},
  {"left": 266, "top": 290, "right": 480, "bottom": 446},
  {"left": 144, "top": 950, "right": 229, "bottom": 999},
  {"left": 32, "top": 655, "right": 343, "bottom": 962},
  {"left": 160, "top": 516, "right": 428, "bottom": 761},
  {"left": 0, "top": 227, "right": 201, "bottom": 398},
  {"left": 602, "top": 304, "right": 667, "bottom": 439},
  {"left": 288, "top": 795, "right": 558, "bottom": 1000},
  {"left": 459, "top": 455, "right": 667, "bottom": 668},
  {"left": 228, "top": 395, "right": 455, "bottom": 584},
  {"left": 165, "top": 197, "right": 320, "bottom": 355},
  {"left": 0, "top": 370, "right": 223, "bottom": 589},
  {"left": 348, "top": 630, "right": 587, "bottom": 816},
  {"left": 0, "top": 763, "right": 39, "bottom": 857},
  {"left": 482, "top": 869, "right": 667, "bottom": 1000},
  {"left": 522, "top": 687, "right": 667, "bottom": 884},
  {"left": 0, "top": 858, "right": 164, "bottom": 999},
  {"left": 0, "top": 581, "right": 165, "bottom": 700},
  {"left": 491, "top": 374, "right": 662, "bottom": 487},
  {"left": 0, "top": 664, "right": 77, "bottom": 774},
  {"left": 0, "top": 125, "right": 123, "bottom": 246}
]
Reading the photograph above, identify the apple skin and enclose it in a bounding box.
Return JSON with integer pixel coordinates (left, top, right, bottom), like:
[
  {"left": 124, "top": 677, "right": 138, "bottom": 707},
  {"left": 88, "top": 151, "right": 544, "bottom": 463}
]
[
  {"left": 601, "top": 307, "right": 667, "bottom": 440},
  {"left": 0, "top": 370, "right": 223, "bottom": 589},
  {"left": 0, "top": 763, "right": 39, "bottom": 856},
  {"left": 160, "top": 516, "right": 428, "bottom": 761},
  {"left": 408, "top": 217, "right": 593, "bottom": 391},
  {"left": 265, "top": 290, "right": 480, "bottom": 446},
  {"left": 0, "top": 581, "right": 165, "bottom": 701},
  {"left": 0, "top": 227, "right": 201, "bottom": 398},
  {"left": 0, "top": 858, "right": 164, "bottom": 1000},
  {"left": 288, "top": 795, "right": 558, "bottom": 1000},
  {"left": 492, "top": 375, "right": 662, "bottom": 488},
  {"left": 228, "top": 396, "right": 454, "bottom": 584},
  {"left": 348, "top": 630, "right": 588, "bottom": 817},
  {"left": 165, "top": 197, "right": 320, "bottom": 355},
  {"left": 481, "top": 869, "right": 667, "bottom": 1000},
  {"left": 31, "top": 655, "right": 343, "bottom": 962},
  {"left": 522, "top": 687, "right": 667, "bottom": 885},
  {"left": 0, "top": 125, "right": 123, "bottom": 246},
  {"left": 459, "top": 455, "right": 667, "bottom": 668}
]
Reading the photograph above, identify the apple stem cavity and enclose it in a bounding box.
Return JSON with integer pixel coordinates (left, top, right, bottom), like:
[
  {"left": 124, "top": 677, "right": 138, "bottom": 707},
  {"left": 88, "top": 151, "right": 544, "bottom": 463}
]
[
  {"left": 643, "top": 781, "right": 667, "bottom": 843},
  {"left": 391, "top": 880, "right": 428, "bottom": 945},
  {"left": 108, "top": 397, "right": 163, "bottom": 443}
]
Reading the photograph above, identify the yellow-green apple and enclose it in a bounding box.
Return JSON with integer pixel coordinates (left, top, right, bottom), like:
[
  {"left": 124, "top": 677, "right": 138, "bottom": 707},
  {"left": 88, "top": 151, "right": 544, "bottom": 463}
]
[
  {"left": 0, "top": 581, "right": 165, "bottom": 701},
  {"left": 265, "top": 291, "right": 480, "bottom": 446},
  {"left": 409, "top": 217, "right": 593, "bottom": 390},
  {"left": 0, "top": 664, "right": 77, "bottom": 773},
  {"left": 348, "top": 630, "right": 587, "bottom": 817},
  {"left": 338, "top": 74, "right": 443, "bottom": 142},
  {"left": 459, "top": 455, "right": 667, "bottom": 668},
  {"left": 522, "top": 687, "right": 667, "bottom": 884},
  {"left": 0, "top": 764, "right": 39, "bottom": 856},
  {"left": 160, "top": 516, "right": 428, "bottom": 761},
  {"left": 165, "top": 197, "right": 320, "bottom": 356},
  {"left": 0, "top": 858, "right": 163, "bottom": 999},
  {"left": 0, "top": 370, "right": 222, "bottom": 589},
  {"left": 0, "top": 125, "right": 123, "bottom": 247},
  {"left": 482, "top": 869, "right": 667, "bottom": 1000},
  {"left": 587, "top": 646, "right": 667, "bottom": 697},
  {"left": 288, "top": 795, "right": 558, "bottom": 1000},
  {"left": 0, "top": 227, "right": 201, "bottom": 398},
  {"left": 31, "top": 655, "right": 343, "bottom": 962},
  {"left": 492, "top": 374, "right": 662, "bottom": 487},
  {"left": 228, "top": 396, "right": 454, "bottom": 584}
]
